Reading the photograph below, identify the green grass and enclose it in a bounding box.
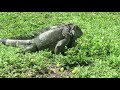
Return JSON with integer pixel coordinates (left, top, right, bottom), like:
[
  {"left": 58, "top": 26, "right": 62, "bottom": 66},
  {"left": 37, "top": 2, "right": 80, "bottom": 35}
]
[{"left": 0, "top": 12, "right": 120, "bottom": 78}]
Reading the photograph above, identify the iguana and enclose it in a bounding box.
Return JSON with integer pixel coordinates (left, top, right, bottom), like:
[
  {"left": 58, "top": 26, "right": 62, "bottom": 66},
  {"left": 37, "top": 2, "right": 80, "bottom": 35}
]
[{"left": 0, "top": 23, "right": 83, "bottom": 54}]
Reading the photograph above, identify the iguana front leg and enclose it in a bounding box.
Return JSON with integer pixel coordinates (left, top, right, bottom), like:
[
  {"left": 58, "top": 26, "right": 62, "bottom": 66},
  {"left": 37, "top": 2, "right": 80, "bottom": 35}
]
[
  {"left": 67, "top": 36, "right": 75, "bottom": 48},
  {"left": 54, "top": 35, "right": 70, "bottom": 54}
]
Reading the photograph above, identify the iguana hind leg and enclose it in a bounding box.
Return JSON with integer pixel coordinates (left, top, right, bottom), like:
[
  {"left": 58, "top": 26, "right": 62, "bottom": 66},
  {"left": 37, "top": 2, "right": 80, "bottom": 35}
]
[{"left": 23, "top": 44, "right": 38, "bottom": 53}]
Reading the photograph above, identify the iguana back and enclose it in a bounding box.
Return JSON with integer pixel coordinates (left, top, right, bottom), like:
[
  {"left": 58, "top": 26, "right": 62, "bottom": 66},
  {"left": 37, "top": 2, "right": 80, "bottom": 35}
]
[{"left": 32, "top": 25, "right": 67, "bottom": 50}]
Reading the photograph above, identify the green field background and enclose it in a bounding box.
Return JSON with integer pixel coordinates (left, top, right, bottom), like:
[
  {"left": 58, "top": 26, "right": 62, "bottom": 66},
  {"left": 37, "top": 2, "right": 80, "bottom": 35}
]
[{"left": 0, "top": 12, "right": 120, "bottom": 78}]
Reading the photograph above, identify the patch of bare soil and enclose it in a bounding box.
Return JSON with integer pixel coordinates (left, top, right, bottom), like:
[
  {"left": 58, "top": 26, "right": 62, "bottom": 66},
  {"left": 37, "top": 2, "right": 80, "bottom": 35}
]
[
  {"left": 47, "top": 64, "right": 72, "bottom": 78},
  {"left": 29, "top": 64, "right": 73, "bottom": 78}
]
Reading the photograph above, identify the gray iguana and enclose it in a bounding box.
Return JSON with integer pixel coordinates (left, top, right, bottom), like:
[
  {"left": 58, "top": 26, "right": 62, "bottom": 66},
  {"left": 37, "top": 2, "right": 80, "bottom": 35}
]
[{"left": 0, "top": 23, "right": 83, "bottom": 54}]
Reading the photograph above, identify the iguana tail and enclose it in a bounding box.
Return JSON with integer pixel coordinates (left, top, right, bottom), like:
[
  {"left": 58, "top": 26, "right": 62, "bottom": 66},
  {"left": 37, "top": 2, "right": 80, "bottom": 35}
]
[{"left": 0, "top": 38, "right": 32, "bottom": 47}]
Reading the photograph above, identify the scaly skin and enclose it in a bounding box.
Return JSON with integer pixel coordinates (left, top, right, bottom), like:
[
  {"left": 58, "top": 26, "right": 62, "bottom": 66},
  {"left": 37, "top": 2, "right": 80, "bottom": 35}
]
[{"left": 0, "top": 23, "right": 83, "bottom": 54}]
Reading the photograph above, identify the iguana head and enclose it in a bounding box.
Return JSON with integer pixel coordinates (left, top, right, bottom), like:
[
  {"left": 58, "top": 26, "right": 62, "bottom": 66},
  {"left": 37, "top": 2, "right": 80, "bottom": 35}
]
[{"left": 68, "top": 24, "right": 83, "bottom": 39}]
